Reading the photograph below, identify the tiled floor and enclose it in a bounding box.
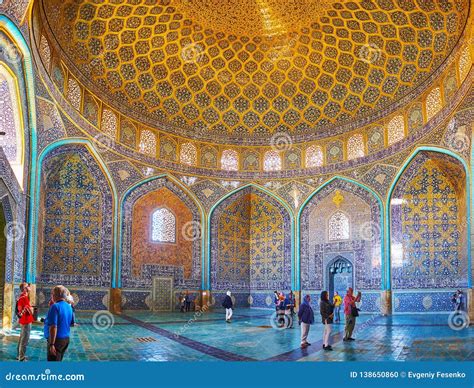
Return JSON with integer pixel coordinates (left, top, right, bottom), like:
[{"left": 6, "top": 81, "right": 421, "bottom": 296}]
[{"left": 0, "top": 309, "right": 472, "bottom": 361}]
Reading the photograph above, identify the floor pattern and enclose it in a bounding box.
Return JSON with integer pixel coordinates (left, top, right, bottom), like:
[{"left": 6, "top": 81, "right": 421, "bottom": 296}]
[{"left": 0, "top": 309, "right": 472, "bottom": 362}]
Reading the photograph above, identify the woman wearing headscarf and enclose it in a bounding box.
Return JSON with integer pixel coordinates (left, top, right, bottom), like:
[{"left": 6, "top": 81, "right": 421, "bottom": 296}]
[
  {"left": 320, "top": 291, "right": 334, "bottom": 351},
  {"left": 297, "top": 294, "right": 314, "bottom": 348},
  {"left": 222, "top": 291, "right": 233, "bottom": 323}
]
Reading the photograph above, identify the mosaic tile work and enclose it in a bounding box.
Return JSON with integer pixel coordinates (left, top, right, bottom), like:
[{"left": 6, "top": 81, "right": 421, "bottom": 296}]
[
  {"left": 35, "top": 288, "right": 109, "bottom": 311},
  {"left": 36, "top": 98, "right": 66, "bottom": 152},
  {"left": 0, "top": 310, "right": 471, "bottom": 362},
  {"left": 38, "top": 146, "right": 113, "bottom": 288},
  {"left": 300, "top": 179, "right": 382, "bottom": 291},
  {"left": 393, "top": 291, "right": 460, "bottom": 313},
  {"left": 210, "top": 187, "right": 292, "bottom": 293},
  {"left": 390, "top": 152, "right": 468, "bottom": 289},
  {"left": 121, "top": 177, "right": 201, "bottom": 290}
]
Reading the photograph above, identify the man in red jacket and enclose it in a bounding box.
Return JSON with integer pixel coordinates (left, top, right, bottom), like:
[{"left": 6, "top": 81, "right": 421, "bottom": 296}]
[{"left": 17, "top": 282, "right": 33, "bottom": 361}]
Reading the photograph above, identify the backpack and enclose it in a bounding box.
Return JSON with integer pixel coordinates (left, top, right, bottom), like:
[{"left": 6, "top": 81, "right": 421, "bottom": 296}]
[{"left": 15, "top": 299, "right": 22, "bottom": 319}]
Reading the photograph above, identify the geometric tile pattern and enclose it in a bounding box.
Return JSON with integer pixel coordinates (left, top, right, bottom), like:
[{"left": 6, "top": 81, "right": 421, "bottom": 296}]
[
  {"left": 38, "top": 145, "right": 113, "bottom": 287},
  {"left": 390, "top": 153, "right": 468, "bottom": 289},
  {"left": 300, "top": 178, "right": 382, "bottom": 290}
]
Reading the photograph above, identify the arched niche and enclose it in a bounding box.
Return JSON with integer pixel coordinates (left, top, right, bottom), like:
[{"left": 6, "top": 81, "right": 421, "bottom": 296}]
[
  {"left": 299, "top": 178, "right": 383, "bottom": 310},
  {"left": 120, "top": 177, "right": 202, "bottom": 308},
  {"left": 36, "top": 144, "right": 114, "bottom": 308},
  {"left": 209, "top": 186, "right": 292, "bottom": 307},
  {"left": 390, "top": 151, "right": 468, "bottom": 291}
]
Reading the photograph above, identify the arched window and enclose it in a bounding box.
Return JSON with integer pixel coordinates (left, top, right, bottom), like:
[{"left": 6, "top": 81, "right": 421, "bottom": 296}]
[
  {"left": 305, "top": 145, "right": 323, "bottom": 167},
  {"left": 221, "top": 149, "right": 239, "bottom": 171},
  {"left": 425, "top": 87, "right": 442, "bottom": 121},
  {"left": 101, "top": 108, "right": 117, "bottom": 139},
  {"left": 387, "top": 115, "right": 405, "bottom": 146},
  {"left": 328, "top": 211, "right": 349, "bottom": 241},
  {"left": 0, "top": 66, "right": 23, "bottom": 187},
  {"left": 139, "top": 129, "right": 157, "bottom": 156},
  {"left": 151, "top": 208, "right": 176, "bottom": 243},
  {"left": 263, "top": 150, "right": 282, "bottom": 171},
  {"left": 180, "top": 143, "right": 197, "bottom": 166},
  {"left": 347, "top": 134, "right": 365, "bottom": 160}
]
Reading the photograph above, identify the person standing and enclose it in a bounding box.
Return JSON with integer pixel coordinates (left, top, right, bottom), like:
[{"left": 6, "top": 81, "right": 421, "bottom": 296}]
[
  {"left": 320, "top": 291, "right": 334, "bottom": 351},
  {"left": 184, "top": 292, "right": 191, "bottom": 312},
  {"left": 343, "top": 287, "right": 361, "bottom": 341},
  {"left": 288, "top": 291, "right": 295, "bottom": 315},
  {"left": 333, "top": 291, "right": 342, "bottom": 323},
  {"left": 297, "top": 294, "right": 314, "bottom": 349},
  {"left": 45, "top": 285, "right": 74, "bottom": 361},
  {"left": 16, "top": 283, "right": 33, "bottom": 361},
  {"left": 456, "top": 290, "right": 465, "bottom": 311},
  {"left": 222, "top": 291, "right": 233, "bottom": 323}
]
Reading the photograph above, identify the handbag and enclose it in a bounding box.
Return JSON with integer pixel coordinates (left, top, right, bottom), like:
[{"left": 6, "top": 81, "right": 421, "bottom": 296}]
[{"left": 350, "top": 305, "right": 359, "bottom": 317}]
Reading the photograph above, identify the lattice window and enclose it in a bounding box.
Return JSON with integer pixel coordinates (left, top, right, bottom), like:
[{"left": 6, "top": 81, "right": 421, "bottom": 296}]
[
  {"left": 263, "top": 150, "right": 282, "bottom": 171},
  {"left": 151, "top": 208, "right": 176, "bottom": 243},
  {"left": 39, "top": 35, "right": 51, "bottom": 71},
  {"left": 458, "top": 46, "right": 472, "bottom": 81},
  {"left": 180, "top": 143, "right": 197, "bottom": 166},
  {"left": 387, "top": 115, "right": 405, "bottom": 146},
  {"left": 347, "top": 134, "right": 365, "bottom": 160},
  {"left": 425, "top": 87, "right": 442, "bottom": 121},
  {"left": 139, "top": 129, "right": 157, "bottom": 156},
  {"left": 305, "top": 145, "right": 323, "bottom": 167},
  {"left": 221, "top": 149, "right": 239, "bottom": 171},
  {"left": 67, "top": 77, "right": 81, "bottom": 110},
  {"left": 328, "top": 211, "right": 349, "bottom": 241},
  {"left": 0, "top": 69, "right": 22, "bottom": 186},
  {"left": 101, "top": 109, "right": 117, "bottom": 139}
]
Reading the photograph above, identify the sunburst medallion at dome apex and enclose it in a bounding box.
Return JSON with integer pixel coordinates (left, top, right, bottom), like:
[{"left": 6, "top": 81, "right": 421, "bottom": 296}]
[{"left": 41, "top": 0, "right": 469, "bottom": 143}]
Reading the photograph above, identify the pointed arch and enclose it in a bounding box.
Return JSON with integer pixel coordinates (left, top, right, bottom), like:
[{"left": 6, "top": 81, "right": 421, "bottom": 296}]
[
  {"left": 31, "top": 139, "right": 118, "bottom": 285},
  {"left": 0, "top": 15, "right": 38, "bottom": 283},
  {"left": 386, "top": 146, "right": 471, "bottom": 290},
  {"left": 297, "top": 176, "right": 384, "bottom": 291},
  {"left": 119, "top": 174, "right": 205, "bottom": 289},
  {"left": 208, "top": 183, "right": 294, "bottom": 292}
]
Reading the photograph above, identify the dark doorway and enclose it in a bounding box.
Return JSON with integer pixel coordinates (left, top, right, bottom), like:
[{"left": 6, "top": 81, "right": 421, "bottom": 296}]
[{"left": 327, "top": 256, "right": 353, "bottom": 300}]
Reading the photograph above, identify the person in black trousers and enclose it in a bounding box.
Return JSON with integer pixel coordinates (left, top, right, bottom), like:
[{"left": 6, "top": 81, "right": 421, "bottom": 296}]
[{"left": 320, "top": 291, "right": 334, "bottom": 351}]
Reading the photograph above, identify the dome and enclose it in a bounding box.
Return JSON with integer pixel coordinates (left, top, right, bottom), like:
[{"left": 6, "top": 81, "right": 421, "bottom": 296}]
[{"left": 39, "top": 0, "right": 469, "bottom": 145}]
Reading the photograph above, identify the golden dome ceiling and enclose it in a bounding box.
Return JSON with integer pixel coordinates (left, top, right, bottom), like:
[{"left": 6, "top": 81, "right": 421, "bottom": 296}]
[{"left": 41, "top": 0, "right": 469, "bottom": 144}]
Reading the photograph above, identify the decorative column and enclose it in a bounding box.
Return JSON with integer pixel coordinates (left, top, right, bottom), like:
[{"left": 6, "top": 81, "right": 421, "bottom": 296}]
[
  {"left": 379, "top": 290, "right": 392, "bottom": 316},
  {"left": 109, "top": 288, "right": 122, "bottom": 314},
  {"left": 2, "top": 283, "right": 14, "bottom": 330}
]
